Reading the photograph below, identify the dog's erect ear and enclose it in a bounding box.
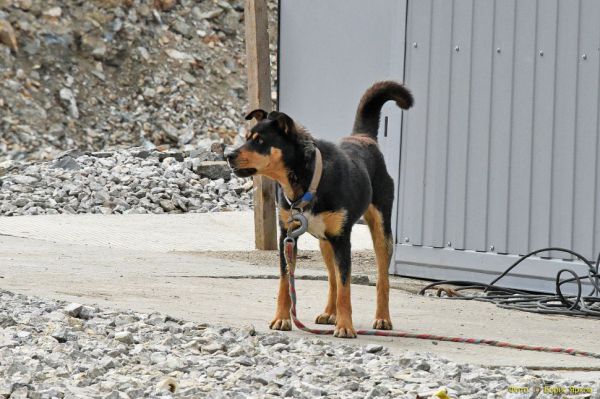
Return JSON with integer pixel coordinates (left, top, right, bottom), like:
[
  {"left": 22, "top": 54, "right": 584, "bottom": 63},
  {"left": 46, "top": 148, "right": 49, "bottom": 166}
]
[
  {"left": 244, "top": 109, "right": 268, "bottom": 122},
  {"left": 268, "top": 111, "right": 315, "bottom": 169},
  {"left": 267, "top": 111, "right": 294, "bottom": 134}
]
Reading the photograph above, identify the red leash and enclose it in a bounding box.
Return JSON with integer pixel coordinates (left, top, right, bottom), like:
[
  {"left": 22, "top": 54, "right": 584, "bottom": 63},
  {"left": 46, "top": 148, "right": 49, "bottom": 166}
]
[{"left": 284, "top": 240, "right": 600, "bottom": 359}]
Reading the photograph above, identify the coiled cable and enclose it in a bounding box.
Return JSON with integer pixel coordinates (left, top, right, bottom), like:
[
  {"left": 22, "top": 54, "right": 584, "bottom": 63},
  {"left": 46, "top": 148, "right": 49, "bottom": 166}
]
[{"left": 418, "top": 247, "right": 600, "bottom": 318}]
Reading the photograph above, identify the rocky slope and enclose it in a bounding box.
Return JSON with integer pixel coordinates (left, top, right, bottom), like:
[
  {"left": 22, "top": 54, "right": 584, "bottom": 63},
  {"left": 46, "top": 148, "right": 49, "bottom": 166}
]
[{"left": 0, "top": 0, "right": 278, "bottom": 162}]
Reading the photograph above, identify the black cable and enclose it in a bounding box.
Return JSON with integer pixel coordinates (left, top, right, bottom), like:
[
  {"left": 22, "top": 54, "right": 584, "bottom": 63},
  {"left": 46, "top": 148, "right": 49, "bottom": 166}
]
[{"left": 417, "top": 247, "right": 600, "bottom": 318}]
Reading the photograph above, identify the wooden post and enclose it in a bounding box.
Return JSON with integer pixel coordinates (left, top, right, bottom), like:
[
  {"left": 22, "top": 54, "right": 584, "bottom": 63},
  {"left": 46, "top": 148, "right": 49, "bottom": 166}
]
[{"left": 245, "top": 0, "right": 278, "bottom": 250}]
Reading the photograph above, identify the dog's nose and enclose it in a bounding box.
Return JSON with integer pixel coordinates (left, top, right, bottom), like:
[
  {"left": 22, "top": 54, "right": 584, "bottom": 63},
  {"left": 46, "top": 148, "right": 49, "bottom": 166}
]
[{"left": 224, "top": 147, "right": 237, "bottom": 164}]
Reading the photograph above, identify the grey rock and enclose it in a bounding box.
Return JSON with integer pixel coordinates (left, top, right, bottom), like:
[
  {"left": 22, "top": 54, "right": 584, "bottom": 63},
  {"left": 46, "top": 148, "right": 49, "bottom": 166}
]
[
  {"left": 51, "top": 328, "right": 68, "bottom": 343},
  {"left": 221, "top": 11, "right": 240, "bottom": 36},
  {"left": 345, "top": 381, "right": 360, "bottom": 391},
  {"left": 194, "top": 161, "right": 231, "bottom": 181},
  {"left": 210, "top": 142, "right": 226, "bottom": 157},
  {"left": 132, "top": 150, "right": 151, "bottom": 159},
  {"left": 261, "top": 334, "right": 289, "bottom": 346},
  {"left": 365, "top": 344, "right": 383, "bottom": 354},
  {"left": 366, "top": 385, "right": 390, "bottom": 398},
  {"left": 12, "top": 197, "right": 29, "bottom": 207},
  {"left": 64, "top": 303, "right": 83, "bottom": 317},
  {"left": 236, "top": 356, "right": 254, "bottom": 366},
  {"left": 165, "top": 48, "right": 194, "bottom": 61},
  {"left": 227, "top": 345, "right": 245, "bottom": 357},
  {"left": 157, "top": 151, "right": 185, "bottom": 162},
  {"left": 94, "top": 190, "right": 110, "bottom": 204},
  {"left": 11, "top": 175, "right": 38, "bottom": 185},
  {"left": 52, "top": 155, "right": 81, "bottom": 170},
  {"left": 415, "top": 360, "right": 431, "bottom": 372},
  {"left": 202, "top": 342, "right": 224, "bottom": 354},
  {"left": 79, "top": 305, "right": 96, "bottom": 320},
  {"left": 10, "top": 386, "right": 28, "bottom": 399},
  {"left": 172, "top": 20, "right": 192, "bottom": 37},
  {"left": 114, "top": 331, "right": 134, "bottom": 345},
  {"left": 0, "top": 315, "right": 16, "bottom": 327},
  {"left": 91, "top": 152, "right": 113, "bottom": 158},
  {"left": 159, "top": 199, "right": 176, "bottom": 212},
  {"left": 196, "top": 9, "right": 224, "bottom": 20},
  {"left": 188, "top": 148, "right": 210, "bottom": 160},
  {"left": 59, "top": 88, "right": 79, "bottom": 119}
]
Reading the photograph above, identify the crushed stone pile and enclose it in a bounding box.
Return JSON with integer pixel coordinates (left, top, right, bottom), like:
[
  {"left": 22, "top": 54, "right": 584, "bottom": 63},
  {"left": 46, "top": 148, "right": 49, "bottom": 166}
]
[
  {"left": 0, "top": 0, "right": 278, "bottom": 162},
  {"left": 0, "top": 142, "right": 253, "bottom": 216},
  {"left": 1, "top": 288, "right": 597, "bottom": 398}
]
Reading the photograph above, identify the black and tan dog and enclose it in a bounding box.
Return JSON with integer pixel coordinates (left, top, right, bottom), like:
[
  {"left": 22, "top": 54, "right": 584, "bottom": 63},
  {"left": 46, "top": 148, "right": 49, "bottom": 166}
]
[{"left": 226, "top": 81, "right": 413, "bottom": 338}]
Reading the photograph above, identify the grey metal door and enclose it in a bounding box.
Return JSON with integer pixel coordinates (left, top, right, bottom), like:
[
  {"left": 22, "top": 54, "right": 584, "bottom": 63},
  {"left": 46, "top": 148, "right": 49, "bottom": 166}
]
[
  {"left": 395, "top": 0, "right": 600, "bottom": 292},
  {"left": 278, "top": 0, "right": 406, "bottom": 161}
]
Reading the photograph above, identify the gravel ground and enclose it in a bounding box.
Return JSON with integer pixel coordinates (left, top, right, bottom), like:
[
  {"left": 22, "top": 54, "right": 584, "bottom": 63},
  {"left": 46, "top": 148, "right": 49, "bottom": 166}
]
[
  {"left": 0, "top": 144, "right": 252, "bottom": 216},
  {"left": 1, "top": 288, "right": 598, "bottom": 399}
]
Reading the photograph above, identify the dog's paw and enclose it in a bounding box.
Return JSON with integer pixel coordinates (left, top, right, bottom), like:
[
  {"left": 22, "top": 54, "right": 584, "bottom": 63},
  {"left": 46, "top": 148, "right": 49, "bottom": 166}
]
[
  {"left": 315, "top": 312, "right": 336, "bottom": 325},
  {"left": 372, "top": 318, "right": 393, "bottom": 330},
  {"left": 269, "top": 318, "right": 292, "bottom": 331},
  {"left": 333, "top": 321, "right": 357, "bottom": 338}
]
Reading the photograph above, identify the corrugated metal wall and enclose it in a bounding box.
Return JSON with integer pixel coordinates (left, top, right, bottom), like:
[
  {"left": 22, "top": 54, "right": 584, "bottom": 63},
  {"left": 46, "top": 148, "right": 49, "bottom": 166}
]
[{"left": 398, "top": 0, "right": 600, "bottom": 261}]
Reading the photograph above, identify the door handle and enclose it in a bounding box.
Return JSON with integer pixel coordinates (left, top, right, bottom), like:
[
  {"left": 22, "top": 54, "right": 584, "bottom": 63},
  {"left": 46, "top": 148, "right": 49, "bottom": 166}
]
[{"left": 384, "top": 116, "right": 388, "bottom": 137}]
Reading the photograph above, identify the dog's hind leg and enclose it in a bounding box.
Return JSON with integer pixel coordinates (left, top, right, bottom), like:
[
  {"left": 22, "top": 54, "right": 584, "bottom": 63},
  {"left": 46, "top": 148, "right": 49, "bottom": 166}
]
[
  {"left": 315, "top": 240, "right": 337, "bottom": 325},
  {"left": 364, "top": 204, "right": 393, "bottom": 329},
  {"left": 364, "top": 197, "right": 394, "bottom": 330},
  {"left": 270, "top": 228, "right": 293, "bottom": 331}
]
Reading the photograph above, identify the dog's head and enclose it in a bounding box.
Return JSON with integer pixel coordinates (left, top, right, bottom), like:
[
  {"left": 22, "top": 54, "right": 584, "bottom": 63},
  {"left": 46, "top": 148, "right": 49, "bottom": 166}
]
[{"left": 226, "top": 110, "right": 315, "bottom": 180}]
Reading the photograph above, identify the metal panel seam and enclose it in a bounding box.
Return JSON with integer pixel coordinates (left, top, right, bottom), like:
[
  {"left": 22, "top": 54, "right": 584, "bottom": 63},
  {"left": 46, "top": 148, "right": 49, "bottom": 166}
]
[
  {"left": 505, "top": 0, "right": 518, "bottom": 250},
  {"left": 420, "top": 0, "right": 435, "bottom": 245},
  {"left": 484, "top": 0, "right": 497, "bottom": 250},
  {"left": 548, "top": 1, "right": 559, "bottom": 247},
  {"left": 442, "top": 0, "right": 456, "bottom": 246},
  {"left": 527, "top": 0, "right": 540, "bottom": 253},
  {"left": 463, "top": 0, "right": 476, "bottom": 248},
  {"left": 570, "top": 0, "right": 583, "bottom": 251}
]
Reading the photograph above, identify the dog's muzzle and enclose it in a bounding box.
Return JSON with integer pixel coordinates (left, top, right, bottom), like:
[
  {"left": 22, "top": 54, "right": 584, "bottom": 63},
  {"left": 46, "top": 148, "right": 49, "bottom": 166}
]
[{"left": 225, "top": 147, "right": 257, "bottom": 177}]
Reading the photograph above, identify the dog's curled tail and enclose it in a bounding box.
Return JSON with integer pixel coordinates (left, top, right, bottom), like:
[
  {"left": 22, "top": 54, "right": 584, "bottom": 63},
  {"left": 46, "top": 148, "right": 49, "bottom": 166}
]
[{"left": 352, "top": 81, "right": 413, "bottom": 139}]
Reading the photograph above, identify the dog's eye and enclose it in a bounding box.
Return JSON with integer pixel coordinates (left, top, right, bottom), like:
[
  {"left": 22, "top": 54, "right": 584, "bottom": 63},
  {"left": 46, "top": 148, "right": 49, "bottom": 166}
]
[{"left": 257, "top": 138, "right": 264, "bottom": 145}]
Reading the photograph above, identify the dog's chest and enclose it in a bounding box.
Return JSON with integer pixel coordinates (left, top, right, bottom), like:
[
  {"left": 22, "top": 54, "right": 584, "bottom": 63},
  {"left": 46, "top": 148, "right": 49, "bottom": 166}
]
[
  {"left": 305, "top": 212, "right": 327, "bottom": 239},
  {"left": 306, "top": 210, "right": 347, "bottom": 239},
  {"left": 280, "top": 207, "right": 347, "bottom": 239}
]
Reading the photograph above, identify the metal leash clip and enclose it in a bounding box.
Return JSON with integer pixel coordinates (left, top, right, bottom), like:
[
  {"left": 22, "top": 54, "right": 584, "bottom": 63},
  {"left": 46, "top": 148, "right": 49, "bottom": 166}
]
[
  {"left": 284, "top": 212, "right": 308, "bottom": 275},
  {"left": 286, "top": 212, "right": 308, "bottom": 239}
]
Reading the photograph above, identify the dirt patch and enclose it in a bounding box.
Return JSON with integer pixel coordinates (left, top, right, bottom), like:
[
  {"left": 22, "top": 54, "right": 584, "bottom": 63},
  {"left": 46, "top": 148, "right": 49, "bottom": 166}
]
[
  {"left": 200, "top": 249, "right": 377, "bottom": 275},
  {"left": 193, "top": 249, "right": 432, "bottom": 294}
]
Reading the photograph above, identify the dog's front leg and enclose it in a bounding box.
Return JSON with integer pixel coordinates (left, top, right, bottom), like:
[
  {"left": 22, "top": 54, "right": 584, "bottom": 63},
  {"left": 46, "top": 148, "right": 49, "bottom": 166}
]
[
  {"left": 269, "top": 228, "right": 293, "bottom": 331},
  {"left": 331, "top": 235, "right": 356, "bottom": 338},
  {"left": 315, "top": 239, "right": 337, "bottom": 325}
]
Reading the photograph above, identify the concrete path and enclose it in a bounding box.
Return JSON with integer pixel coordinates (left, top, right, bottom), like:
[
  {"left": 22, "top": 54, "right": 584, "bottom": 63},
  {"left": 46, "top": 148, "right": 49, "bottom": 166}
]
[
  {"left": 0, "top": 212, "right": 372, "bottom": 252},
  {"left": 0, "top": 213, "right": 599, "bottom": 380}
]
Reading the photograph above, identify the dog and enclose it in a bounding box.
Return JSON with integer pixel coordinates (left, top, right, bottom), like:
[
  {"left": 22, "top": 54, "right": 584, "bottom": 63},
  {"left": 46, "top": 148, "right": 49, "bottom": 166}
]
[{"left": 226, "top": 81, "right": 413, "bottom": 338}]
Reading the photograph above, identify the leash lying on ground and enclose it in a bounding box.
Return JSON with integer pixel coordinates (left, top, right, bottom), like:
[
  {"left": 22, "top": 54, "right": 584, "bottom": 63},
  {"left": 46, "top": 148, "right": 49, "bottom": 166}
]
[{"left": 282, "top": 225, "right": 600, "bottom": 360}]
